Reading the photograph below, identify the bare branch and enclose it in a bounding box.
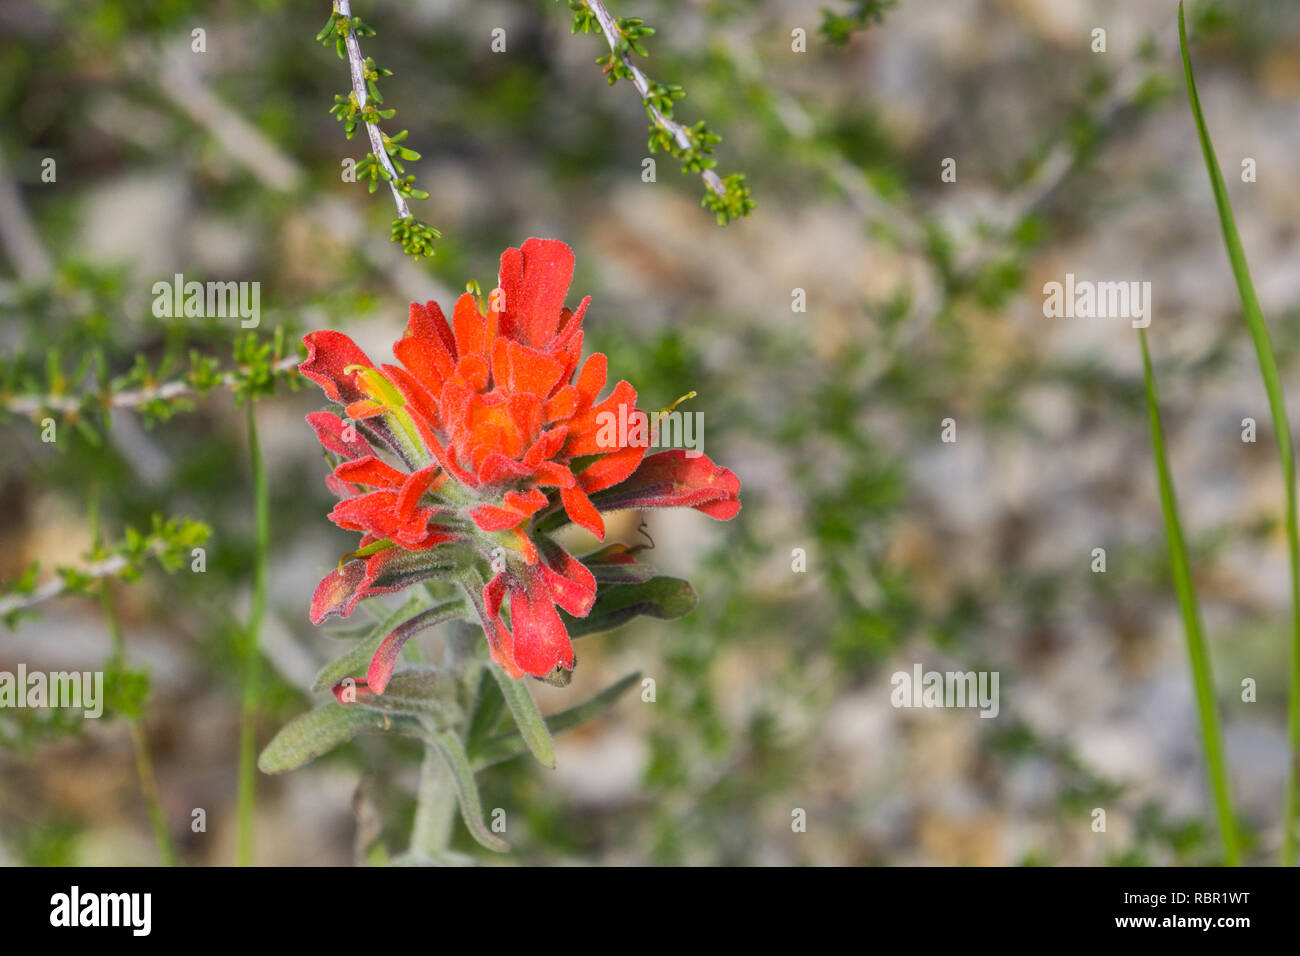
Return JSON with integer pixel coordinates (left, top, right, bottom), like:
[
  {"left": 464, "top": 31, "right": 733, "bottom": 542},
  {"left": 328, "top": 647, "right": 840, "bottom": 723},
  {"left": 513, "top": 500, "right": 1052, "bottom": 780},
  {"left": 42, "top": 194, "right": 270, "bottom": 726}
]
[
  {"left": 138, "top": 42, "right": 452, "bottom": 302},
  {"left": 0, "top": 555, "right": 129, "bottom": 619},
  {"left": 2, "top": 356, "right": 299, "bottom": 418},
  {"left": 583, "top": 0, "right": 726, "bottom": 199},
  {"left": 336, "top": 0, "right": 411, "bottom": 219}
]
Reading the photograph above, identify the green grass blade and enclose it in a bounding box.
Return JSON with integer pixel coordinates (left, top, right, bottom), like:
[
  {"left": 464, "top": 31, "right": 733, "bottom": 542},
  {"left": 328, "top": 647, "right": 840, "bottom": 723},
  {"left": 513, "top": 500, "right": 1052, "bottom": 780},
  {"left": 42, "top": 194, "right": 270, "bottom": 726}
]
[
  {"left": 238, "top": 401, "right": 269, "bottom": 866},
  {"left": 1139, "top": 328, "right": 1240, "bottom": 865},
  {"left": 1180, "top": 1, "right": 1300, "bottom": 864}
]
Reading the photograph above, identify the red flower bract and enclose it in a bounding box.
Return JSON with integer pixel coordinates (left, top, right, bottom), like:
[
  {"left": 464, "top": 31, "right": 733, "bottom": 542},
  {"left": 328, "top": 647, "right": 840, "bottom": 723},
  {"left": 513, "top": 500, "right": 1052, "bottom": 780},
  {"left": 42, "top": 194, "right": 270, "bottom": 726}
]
[{"left": 301, "top": 238, "right": 740, "bottom": 683}]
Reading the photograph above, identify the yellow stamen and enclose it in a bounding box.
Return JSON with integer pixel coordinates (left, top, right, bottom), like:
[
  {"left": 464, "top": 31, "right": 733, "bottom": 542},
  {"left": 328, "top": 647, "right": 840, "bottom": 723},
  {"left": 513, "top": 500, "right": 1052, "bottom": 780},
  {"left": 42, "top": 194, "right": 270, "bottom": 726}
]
[
  {"left": 343, "top": 364, "right": 426, "bottom": 464},
  {"left": 338, "top": 537, "right": 396, "bottom": 570},
  {"left": 655, "top": 390, "right": 697, "bottom": 421},
  {"left": 465, "top": 279, "right": 487, "bottom": 314}
]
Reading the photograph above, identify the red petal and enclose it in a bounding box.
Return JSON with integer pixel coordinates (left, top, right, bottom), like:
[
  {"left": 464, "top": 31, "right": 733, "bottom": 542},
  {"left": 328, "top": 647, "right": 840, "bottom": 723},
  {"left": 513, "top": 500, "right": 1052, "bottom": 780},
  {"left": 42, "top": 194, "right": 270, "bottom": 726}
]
[
  {"left": 470, "top": 487, "right": 545, "bottom": 531},
  {"left": 565, "top": 381, "right": 638, "bottom": 456},
  {"left": 523, "top": 426, "right": 569, "bottom": 467},
  {"left": 307, "top": 411, "right": 374, "bottom": 460},
  {"left": 312, "top": 544, "right": 470, "bottom": 625},
  {"left": 330, "top": 490, "right": 400, "bottom": 536},
  {"left": 456, "top": 354, "right": 490, "bottom": 391},
  {"left": 484, "top": 572, "right": 507, "bottom": 617},
  {"left": 505, "top": 341, "right": 564, "bottom": 397},
  {"left": 499, "top": 238, "right": 575, "bottom": 349},
  {"left": 504, "top": 487, "right": 549, "bottom": 514},
  {"left": 326, "top": 473, "right": 360, "bottom": 500},
  {"left": 573, "top": 353, "right": 607, "bottom": 410},
  {"left": 365, "top": 608, "right": 447, "bottom": 695},
  {"left": 397, "top": 465, "right": 442, "bottom": 519},
  {"left": 466, "top": 574, "right": 521, "bottom": 678},
  {"left": 439, "top": 382, "right": 476, "bottom": 447},
  {"left": 394, "top": 333, "right": 454, "bottom": 397},
  {"left": 310, "top": 560, "right": 369, "bottom": 624},
  {"left": 578, "top": 443, "right": 648, "bottom": 494},
  {"left": 453, "top": 291, "right": 490, "bottom": 359},
  {"left": 477, "top": 452, "right": 532, "bottom": 486},
  {"left": 561, "top": 486, "right": 605, "bottom": 540},
  {"left": 581, "top": 543, "right": 641, "bottom": 566},
  {"left": 591, "top": 450, "right": 741, "bottom": 519},
  {"left": 537, "top": 538, "right": 597, "bottom": 617},
  {"left": 410, "top": 413, "right": 479, "bottom": 487},
  {"left": 407, "top": 300, "right": 457, "bottom": 361},
  {"left": 506, "top": 566, "right": 575, "bottom": 677},
  {"left": 469, "top": 504, "right": 529, "bottom": 532},
  {"left": 332, "top": 679, "right": 371, "bottom": 703},
  {"left": 533, "top": 461, "right": 577, "bottom": 488},
  {"left": 544, "top": 386, "right": 579, "bottom": 423},
  {"left": 383, "top": 362, "right": 443, "bottom": 433},
  {"left": 333, "top": 455, "right": 407, "bottom": 490},
  {"left": 554, "top": 296, "right": 589, "bottom": 350},
  {"left": 300, "top": 331, "right": 373, "bottom": 405}
]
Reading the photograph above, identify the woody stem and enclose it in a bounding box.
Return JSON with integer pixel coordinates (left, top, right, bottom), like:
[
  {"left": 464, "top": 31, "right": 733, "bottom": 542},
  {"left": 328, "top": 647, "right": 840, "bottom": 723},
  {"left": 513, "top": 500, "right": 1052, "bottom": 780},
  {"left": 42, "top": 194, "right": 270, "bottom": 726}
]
[{"left": 335, "top": 0, "right": 411, "bottom": 219}]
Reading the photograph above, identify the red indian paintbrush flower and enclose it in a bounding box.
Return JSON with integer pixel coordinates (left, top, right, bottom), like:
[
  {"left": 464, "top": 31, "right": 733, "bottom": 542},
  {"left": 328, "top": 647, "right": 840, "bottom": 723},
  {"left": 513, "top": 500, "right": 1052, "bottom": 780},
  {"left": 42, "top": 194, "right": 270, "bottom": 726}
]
[{"left": 301, "top": 238, "right": 739, "bottom": 688}]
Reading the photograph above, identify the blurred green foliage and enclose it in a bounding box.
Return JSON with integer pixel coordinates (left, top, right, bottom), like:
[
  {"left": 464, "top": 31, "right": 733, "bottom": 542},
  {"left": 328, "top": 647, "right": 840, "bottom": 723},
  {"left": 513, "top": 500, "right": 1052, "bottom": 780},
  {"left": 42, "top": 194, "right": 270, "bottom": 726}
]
[{"left": 0, "top": 0, "right": 1295, "bottom": 865}]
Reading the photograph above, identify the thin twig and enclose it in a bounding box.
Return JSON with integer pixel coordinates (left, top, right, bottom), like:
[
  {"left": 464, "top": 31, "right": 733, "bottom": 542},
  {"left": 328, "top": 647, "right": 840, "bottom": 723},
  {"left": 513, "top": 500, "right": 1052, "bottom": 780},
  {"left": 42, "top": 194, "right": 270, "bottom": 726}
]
[
  {"left": 1, "top": 355, "right": 300, "bottom": 418},
  {"left": 336, "top": 0, "right": 411, "bottom": 219},
  {"left": 583, "top": 0, "right": 726, "bottom": 199},
  {"left": 0, "top": 149, "right": 54, "bottom": 282},
  {"left": 0, "top": 554, "right": 130, "bottom": 618},
  {"left": 141, "top": 42, "right": 452, "bottom": 303},
  {"left": 101, "top": 576, "right": 179, "bottom": 866}
]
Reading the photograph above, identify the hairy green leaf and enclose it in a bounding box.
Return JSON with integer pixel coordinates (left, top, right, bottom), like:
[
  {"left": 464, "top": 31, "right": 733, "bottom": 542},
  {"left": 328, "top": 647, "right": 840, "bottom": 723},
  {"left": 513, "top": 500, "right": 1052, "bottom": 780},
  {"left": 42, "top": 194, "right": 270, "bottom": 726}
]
[
  {"left": 561, "top": 576, "right": 697, "bottom": 638},
  {"left": 257, "top": 703, "right": 418, "bottom": 774}
]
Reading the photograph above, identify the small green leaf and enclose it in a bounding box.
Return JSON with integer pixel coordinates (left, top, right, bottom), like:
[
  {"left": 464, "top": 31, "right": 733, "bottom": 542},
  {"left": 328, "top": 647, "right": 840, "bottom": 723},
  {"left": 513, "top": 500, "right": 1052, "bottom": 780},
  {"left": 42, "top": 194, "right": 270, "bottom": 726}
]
[
  {"left": 257, "top": 703, "right": 417, "bottom": 774},
  {"left": 473, "top": 671, "right": 641, "bottom": 770},
  {"left": 465, "top": 667, "right": 507, "bottom": 751},
  {"left": 351, "top": 667, "right": 462, "bottom": 726},
  {"left": 430, "top": 729, "right": 509, "bottom": 852},
  {"left": 490, "top": 664, "right": 555, "bottom": 768},
  {"left": 312, "top": 595, "right": 423, "bottom": 691},
  {"left": 561, "top": 576, "right": 697, "bottom": 638}
]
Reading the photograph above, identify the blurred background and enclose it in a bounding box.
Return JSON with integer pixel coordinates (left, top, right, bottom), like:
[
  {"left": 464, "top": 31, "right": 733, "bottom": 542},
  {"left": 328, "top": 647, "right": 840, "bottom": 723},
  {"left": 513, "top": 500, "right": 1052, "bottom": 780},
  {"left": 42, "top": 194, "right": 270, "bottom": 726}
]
[{"left": 2, "top": 0, "right": 1300, "bottom": 865}]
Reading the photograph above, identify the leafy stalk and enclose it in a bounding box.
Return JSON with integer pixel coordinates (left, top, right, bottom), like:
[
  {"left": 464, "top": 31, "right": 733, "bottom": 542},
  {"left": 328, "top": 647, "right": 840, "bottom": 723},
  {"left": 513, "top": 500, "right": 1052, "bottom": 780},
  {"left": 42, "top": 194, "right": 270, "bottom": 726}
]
[
  {"left": 101, "top": 580, "right": 178, "bottom": 866},
  {"left": 490, "top": 664, "right": 556, "bottom": 769},
  {"left": 1179, "top": 2, "right": 1300, "bottom": 864},
  {"left": 408, "top": 741, "right": 460, "bottom": 857},
  {"left": 473, "top": 670, "right": 640, "bottom": 770},
  {"left": 320, "top": 0, "right": 439, "bottom": 257},
  {"left": 90, "top": 486, "right": 178, "bottom": 866},
  {"left": 1139, "top": 328, "right": 1239, "bottom": 865},
  {"left": 430, "top": 727, "right": 509, "bottom": 853},
  {"left": 237, "top": 401, "right": 270, "bottom": 866},
  {"left": 562, "top": 0, "right": 753, "bottom": 224}
]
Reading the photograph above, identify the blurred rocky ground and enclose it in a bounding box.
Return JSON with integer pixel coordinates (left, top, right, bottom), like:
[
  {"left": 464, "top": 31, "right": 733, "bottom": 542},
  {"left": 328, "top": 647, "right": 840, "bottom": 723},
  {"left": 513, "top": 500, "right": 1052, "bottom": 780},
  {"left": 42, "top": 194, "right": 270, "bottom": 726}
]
[{"left": 2, "top": 0, "right": 1299, "bottom": 864}]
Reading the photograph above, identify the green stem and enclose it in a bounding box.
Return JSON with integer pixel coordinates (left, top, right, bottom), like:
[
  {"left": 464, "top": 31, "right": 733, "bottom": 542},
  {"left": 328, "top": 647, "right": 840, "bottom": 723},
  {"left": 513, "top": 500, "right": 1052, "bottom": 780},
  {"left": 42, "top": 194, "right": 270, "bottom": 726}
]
[
  {"left": 407, "top": 622, "right": 481, "bottom": 861},
  {"left": 490, "top": 664, "right": 555, "bottom": 769},
  {"left": 1139, "top": 329, "right": 1240, "bottom": 865},
  {"left": 127, "top": 720, "right": 176, "bottom": 866},
  {"left": 408, "top": 742, "right": 459, "bottom": 858},
  {"left": 1180, "top": 3, "right": 1300, "bottom": 864},
  {"left": 237, "top": 401, "right": 269, "bottom": 866},
  {"left": 101, "top": 580, "right": 178, "bottom": 866}
]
